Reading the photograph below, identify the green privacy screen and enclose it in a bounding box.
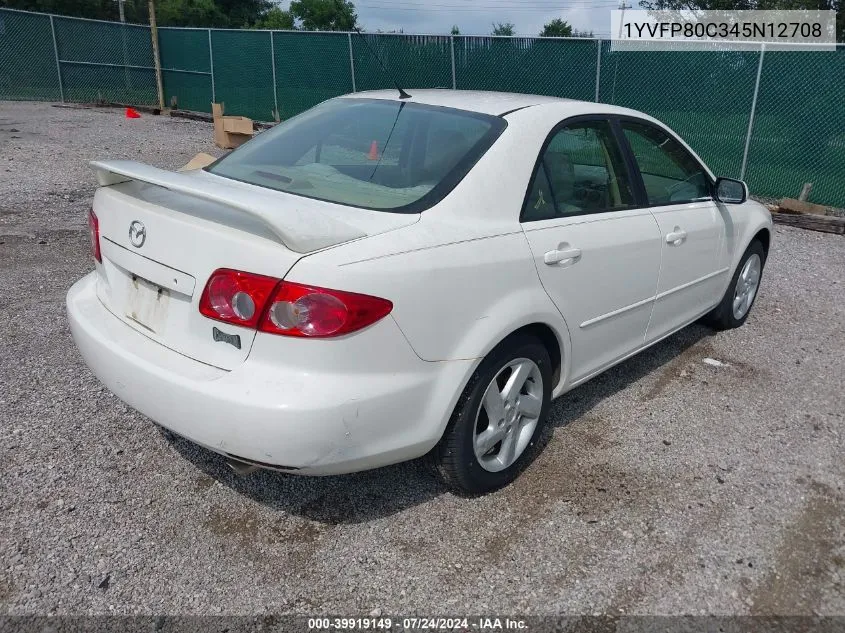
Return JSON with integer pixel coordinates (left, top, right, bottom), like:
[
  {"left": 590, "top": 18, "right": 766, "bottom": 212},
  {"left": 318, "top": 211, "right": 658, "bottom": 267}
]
[
  {"left": 209, "top": 29, "right": 275, "bottom": 121},
  {"left": 53, "top": 15, "right": 157, "bottom": 105},
  {"left": 1, "top": 7, "right": 844, "bottom": 208},
  {"left": 0, "top": 10, "right": 61, "bottom": 101},
  {"left": 744, "top": 47, "right": 845, "bottom": 204},
  {"left": 159, "top": 27, "right": 211, "bottom": 113},
  {"left": 597, "top": 41, "right": 760, "bottom": 180},
  {"left": 352, "top": 33, "right": 452, "bottom": 91},
  {"left": 273, "top": 31, "right": 351, "bottom": 120},
  {"left": 456, "top": 36, "right": 596, "bottom": 102}
]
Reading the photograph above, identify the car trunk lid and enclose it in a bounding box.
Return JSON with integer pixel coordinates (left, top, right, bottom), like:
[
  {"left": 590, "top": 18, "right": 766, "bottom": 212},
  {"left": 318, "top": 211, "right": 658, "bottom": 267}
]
[{"left": 89, "top": 160, "right": 417, "bottom": 370}]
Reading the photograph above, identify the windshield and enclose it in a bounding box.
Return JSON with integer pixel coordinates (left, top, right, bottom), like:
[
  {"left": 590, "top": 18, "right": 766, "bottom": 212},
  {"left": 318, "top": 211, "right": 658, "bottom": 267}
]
[{"left": 207, "top": 98, "right": 506, "bottom": 213}]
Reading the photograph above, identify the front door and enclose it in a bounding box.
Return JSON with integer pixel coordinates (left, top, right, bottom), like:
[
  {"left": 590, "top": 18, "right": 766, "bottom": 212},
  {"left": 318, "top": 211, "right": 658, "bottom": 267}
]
[
  {"left": 521, "top": 118, "right": 662, "bottom": 383},
  {"left": 619, "top": 119, "right": 725, "bottom": 342}
]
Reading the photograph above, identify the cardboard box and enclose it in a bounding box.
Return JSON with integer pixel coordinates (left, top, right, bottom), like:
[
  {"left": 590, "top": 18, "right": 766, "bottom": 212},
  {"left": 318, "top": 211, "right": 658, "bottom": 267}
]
[
  {"left": 178, "top": 152, "right": 217, "bottom": 172},
  {"left": 212, "top": 103, "right": 253, "bottom": 149}
]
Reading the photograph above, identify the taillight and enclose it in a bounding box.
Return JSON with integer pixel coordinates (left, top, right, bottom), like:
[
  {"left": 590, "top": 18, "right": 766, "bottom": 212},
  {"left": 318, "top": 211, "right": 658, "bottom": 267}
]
[
  {"left": 259, "top": 281, "right": 393, "bottom": 338},
  {"left": 198, "top": 269, "right": 393, "bottom": 338},
  {"left": 88, "top": 209, "right": 101, "bottom": 263},
  {"left": 198, "top": 269, "right": 279, "bottom": 328}
]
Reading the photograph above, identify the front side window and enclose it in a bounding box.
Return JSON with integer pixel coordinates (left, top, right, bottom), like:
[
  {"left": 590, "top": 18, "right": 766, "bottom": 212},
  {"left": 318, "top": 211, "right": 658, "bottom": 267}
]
[
  {"left": 621, "top": 121, "right": 710, "bottom": 205},
  {"left": 209, "top": 99, "right": 506, "bottom": 213},
  {"left": 523, "top": 120, "right": 635, "bottom": 222}
]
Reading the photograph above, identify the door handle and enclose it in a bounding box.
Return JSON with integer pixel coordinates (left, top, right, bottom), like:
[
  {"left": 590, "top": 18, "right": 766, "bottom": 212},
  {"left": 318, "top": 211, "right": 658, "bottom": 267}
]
[
  {"left": 544, "top": 247, "right": 582, "bottom": 266},
  {"left": 665, "top": 228, "right": 687, "bottom": 246}
]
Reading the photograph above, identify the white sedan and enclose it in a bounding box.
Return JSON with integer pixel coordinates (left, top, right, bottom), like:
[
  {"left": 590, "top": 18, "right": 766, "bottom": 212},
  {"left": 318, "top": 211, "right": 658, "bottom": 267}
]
[{"left": 67, "top": 90, "right": 772, "bottom": 494}]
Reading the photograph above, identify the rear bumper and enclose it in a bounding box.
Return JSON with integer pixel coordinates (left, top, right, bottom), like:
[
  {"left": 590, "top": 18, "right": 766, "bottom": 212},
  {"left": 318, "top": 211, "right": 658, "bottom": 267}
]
[{"left": 67, "top": 273, "right": 475, "bottom": 475}]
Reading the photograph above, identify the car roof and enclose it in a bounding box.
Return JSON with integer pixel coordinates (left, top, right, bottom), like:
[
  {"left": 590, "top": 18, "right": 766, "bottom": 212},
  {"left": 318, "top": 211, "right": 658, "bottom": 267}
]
[
  {"left": 340, "top": 89, "right": 639, "bottom": 118},
  {"left": 340, "top": 89, "right": 569, "bottom": 116}
]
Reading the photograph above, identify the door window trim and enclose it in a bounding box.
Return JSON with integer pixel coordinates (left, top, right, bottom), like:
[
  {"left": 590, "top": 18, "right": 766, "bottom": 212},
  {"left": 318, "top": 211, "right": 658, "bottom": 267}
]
[
  {"left": 520, "top": 113, "right": 718, "bottom": 223},
  {"left": 520, "top": 115, "right": 644, "bottom": 223},
  {"left": 613, "top": 115, "right": 715, "bottom": 209}
]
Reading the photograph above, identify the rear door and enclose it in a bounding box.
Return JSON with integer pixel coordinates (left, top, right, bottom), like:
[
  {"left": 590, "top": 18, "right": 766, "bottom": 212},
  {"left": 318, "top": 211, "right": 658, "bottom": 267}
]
[
  {"left": 520, "top": 117, "right": 662, "bottom": 383},
  {"left": 618, "top": 119, "right": 725, "bottom": 343}
]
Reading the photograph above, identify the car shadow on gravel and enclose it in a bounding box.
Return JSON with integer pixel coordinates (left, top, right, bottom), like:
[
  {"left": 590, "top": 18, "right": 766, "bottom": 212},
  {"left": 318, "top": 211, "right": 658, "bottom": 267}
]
[
  {"left": 545, "top": 322, "right": 715, "bottom": 430},
  {"left": 164, "top": 323, "right": 715, "bottom": 523},
  {"left": 165, "top": 433, "right": 443, "bottom": 524}
]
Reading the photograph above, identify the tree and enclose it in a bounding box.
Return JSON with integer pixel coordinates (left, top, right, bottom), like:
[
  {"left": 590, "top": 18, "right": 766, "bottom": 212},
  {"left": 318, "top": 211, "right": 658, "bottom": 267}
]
[
  {"left": 215, "top": 0, "right": 271, "bottom": 27},
  {"left": 0, "top": 0, "right": 270, "bottom": 25},
  {"left": 572, "top": 28, "right": 594, "bottom": 37},
  {"left": 0, "top": 0, "right": 149, "bottom": 22},
  {"left": 450, "top": 24, "right": 460, "bottom": 35},
  {"left": 254, "top": 6, "right": 295, "bottom": 29},
  {"left": 540, "top": 18, "right": 572, "bottom": 37},
  {"left": 120, "top": 0, "right": 150, "bottom": 23},
  {"left": 491, "top": 21, "right": 515, "bottom": 36},
  {"left": 289, "top": 0, "right": 358, "bottom": 30},
  {"left": 639, "top": 0, "right": 843, "bottom": 42},
  {"left": 156, "top": 0, "right": 229, "bottom": 27}
]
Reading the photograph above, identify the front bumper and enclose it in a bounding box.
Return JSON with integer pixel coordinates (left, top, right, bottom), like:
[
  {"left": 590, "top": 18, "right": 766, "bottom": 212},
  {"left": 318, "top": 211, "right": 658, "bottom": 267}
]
[{"left": 67, "top": 273, "right": 475, "bottom": 475}]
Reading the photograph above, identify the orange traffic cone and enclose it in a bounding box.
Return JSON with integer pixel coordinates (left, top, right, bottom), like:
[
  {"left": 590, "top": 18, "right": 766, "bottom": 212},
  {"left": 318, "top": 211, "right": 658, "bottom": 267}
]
[
  {"left": 125, "top": 107, "right": 141, "bottom": 119},
  {"left": 367, "top": 140, "right": 379, "bottom": 160}
]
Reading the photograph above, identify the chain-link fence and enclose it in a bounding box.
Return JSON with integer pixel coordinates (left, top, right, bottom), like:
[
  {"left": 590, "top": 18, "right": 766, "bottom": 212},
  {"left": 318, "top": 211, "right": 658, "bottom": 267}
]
[
  {"left": 0, "top": 9, "right": 158, "bottom": 105},
  {"left": 1, "top": 7, "right": 844, "bottom": 208}
]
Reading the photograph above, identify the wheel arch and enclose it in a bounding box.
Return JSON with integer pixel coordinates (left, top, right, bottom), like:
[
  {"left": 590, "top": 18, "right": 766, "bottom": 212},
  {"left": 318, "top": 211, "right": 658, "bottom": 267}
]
[
  {"left": 753, "top": 227, "right": 771, "bottom": 257},
  {"left": 724, "top": 201, "right": 773, "bottom": 282},
  {"left": 491, "top": 322, "right": 564, "bottom": 392}
]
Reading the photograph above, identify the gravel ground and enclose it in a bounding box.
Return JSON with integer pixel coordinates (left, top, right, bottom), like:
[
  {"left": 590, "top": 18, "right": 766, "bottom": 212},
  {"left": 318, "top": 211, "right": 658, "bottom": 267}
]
[{"left": 1, "top": 101, "right": 843, "bottom": 617}]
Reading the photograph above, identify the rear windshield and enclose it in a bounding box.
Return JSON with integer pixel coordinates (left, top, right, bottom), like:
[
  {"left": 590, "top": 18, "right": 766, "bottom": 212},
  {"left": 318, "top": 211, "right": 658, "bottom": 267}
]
[{"left": 207, "top": 98, "right": 506, "bottom": 213}]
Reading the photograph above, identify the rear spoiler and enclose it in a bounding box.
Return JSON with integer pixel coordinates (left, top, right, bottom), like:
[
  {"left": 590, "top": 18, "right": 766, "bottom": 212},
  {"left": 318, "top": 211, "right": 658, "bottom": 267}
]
[{"left": 90, "top": 160, "right": 366, "bottom": 253}]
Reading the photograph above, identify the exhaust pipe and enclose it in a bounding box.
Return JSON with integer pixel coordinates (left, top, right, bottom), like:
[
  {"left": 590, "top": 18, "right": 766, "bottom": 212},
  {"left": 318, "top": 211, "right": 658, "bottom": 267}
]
[
  {"left": 223, "top": 453, "right": 300, "bottom": 474},
  {"left": 225, "top": 457, "right": 260, "bottom": 476}
]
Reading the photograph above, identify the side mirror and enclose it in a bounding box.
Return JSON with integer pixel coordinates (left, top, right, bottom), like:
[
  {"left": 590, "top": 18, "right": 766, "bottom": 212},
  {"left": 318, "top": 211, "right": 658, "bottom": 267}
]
[{"left": 714, "top": 177, "right": 748, "bottom": 204}]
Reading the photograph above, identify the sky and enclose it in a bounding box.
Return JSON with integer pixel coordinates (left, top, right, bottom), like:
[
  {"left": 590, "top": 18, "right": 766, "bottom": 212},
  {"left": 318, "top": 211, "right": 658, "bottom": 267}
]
[{"left": 278, "top": 1, "right": 628, "bottom": 37}]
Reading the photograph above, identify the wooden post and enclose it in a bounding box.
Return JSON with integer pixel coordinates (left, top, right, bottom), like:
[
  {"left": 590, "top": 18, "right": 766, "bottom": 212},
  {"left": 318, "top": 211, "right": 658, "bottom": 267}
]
[
  {"left": 798, "top": 183, "right": 813, "bottom": 202},
  {"left": 148, "top": 0, "right": 165, "bottom": 110}
]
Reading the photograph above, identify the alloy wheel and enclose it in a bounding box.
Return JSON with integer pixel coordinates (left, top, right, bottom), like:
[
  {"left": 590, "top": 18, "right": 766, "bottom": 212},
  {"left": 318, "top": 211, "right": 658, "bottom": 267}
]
[
  {"left": 473, "top": 358, "right": 544, "bottom": 473},
  {"left": 733, "top": 253, "right": 762, "bottom": 320}
]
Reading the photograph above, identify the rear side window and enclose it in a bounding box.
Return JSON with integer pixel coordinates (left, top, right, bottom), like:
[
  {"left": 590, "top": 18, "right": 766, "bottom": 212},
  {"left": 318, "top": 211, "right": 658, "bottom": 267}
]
[
  {"left": 524, "top": 162, "right": 556, "bottom": 222},
  {"left": 208, "top": 99, "right": 506, "bottom": 213},
  {"left": 523, "top": 119, "right": 635, "bottom": 221},
  {"left": 621, "top": 121, "right": 711, "bottom": 205}
]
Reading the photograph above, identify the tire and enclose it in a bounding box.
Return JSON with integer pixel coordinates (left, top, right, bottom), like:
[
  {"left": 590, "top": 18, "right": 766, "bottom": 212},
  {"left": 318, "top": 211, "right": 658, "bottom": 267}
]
[
  {"left": 430, "top": 334, "right": 553, "bottom": 495},
  {"left": 703, "top": 239, "right": 766, "bottom": 331}
]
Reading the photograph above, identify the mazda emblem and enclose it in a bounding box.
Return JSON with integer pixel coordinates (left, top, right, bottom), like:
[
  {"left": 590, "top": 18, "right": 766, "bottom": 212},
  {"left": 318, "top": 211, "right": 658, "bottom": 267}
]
[{"left": 129, "top": 220, "right": 146, "bottom": 248}]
